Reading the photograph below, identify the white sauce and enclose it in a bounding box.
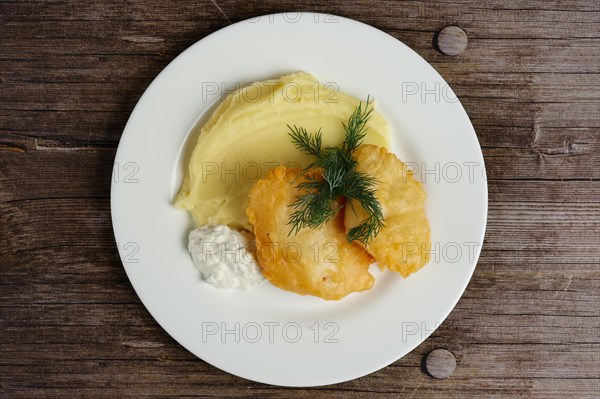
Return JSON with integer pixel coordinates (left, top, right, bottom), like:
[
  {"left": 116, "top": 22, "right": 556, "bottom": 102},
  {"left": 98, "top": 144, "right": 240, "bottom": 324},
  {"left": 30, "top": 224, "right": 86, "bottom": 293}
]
[{"left": 188, "top": 225, "right": 265, "bottom": 289}]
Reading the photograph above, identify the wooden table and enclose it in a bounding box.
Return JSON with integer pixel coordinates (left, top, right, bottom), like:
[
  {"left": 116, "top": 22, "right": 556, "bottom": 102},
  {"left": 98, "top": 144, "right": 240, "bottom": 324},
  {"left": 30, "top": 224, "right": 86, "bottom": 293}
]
[{"left": 1, "top": 1, "right": 599, "bottom": 397}]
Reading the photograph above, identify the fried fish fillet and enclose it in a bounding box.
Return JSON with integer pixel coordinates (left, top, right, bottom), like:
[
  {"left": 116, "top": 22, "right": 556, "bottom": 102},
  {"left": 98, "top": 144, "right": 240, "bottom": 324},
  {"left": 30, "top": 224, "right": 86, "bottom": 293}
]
[
  {"left": 344, "top": 145, "right": 431, "bottom": 277},
  {"left": 247, "top": 166, "right": 374, "bottom": 300}
]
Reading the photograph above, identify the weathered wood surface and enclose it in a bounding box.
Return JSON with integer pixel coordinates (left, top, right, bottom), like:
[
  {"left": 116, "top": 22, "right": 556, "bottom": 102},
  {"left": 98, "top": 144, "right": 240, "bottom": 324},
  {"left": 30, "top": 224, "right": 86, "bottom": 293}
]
[{"left": 1, "top": 1, "right": 599, "bottom": 398}]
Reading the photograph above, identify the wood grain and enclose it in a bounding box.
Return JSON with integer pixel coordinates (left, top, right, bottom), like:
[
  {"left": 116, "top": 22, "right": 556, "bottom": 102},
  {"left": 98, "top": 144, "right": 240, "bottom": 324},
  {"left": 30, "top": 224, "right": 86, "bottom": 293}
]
[{"left": 1, "top": 1, "right": 599, "bottom": 398}]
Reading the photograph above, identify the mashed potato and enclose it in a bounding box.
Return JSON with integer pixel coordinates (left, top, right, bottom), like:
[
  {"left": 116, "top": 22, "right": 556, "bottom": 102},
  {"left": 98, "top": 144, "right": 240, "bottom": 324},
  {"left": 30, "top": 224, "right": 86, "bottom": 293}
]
[{"left": 174, "top": 72, "right": 390, "bottom": 230}]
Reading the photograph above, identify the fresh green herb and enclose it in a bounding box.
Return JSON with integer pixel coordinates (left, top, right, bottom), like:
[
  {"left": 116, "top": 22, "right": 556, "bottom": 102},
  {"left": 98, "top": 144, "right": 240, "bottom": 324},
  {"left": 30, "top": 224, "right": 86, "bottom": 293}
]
[{"left": 287, "top": 98, "right": 384, "bottom": 245}]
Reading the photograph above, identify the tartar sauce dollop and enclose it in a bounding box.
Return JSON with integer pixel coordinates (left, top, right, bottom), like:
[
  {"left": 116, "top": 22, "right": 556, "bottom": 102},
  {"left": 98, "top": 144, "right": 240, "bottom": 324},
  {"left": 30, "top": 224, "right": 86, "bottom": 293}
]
[{"left": 188, "top": 225, "right": 265, "bottom": 289}]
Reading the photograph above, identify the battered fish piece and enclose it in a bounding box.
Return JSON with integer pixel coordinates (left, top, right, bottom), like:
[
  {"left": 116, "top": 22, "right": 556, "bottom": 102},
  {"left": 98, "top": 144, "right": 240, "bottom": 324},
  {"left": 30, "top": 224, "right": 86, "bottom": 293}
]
[
  {"left": 247, "top": 166, "right": 374, "bottom": 300},
  {"left": 345, "top": 145, "right": 431, "bottom": 277}
]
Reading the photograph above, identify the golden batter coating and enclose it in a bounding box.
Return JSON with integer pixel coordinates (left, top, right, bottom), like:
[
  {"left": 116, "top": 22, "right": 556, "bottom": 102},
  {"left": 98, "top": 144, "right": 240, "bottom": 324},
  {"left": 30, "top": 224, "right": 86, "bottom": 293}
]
[
  {"left": 247, "top": 166, "right": 374, "bottom": 300},
  {"left": 344, "top": 145, "right": 431, "bottom": 277}
]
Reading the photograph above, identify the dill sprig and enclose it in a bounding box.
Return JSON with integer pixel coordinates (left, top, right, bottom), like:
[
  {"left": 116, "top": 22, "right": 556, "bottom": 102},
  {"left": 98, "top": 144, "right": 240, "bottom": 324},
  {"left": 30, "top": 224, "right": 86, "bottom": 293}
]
[{"left": 287, "top": 97, "right": 384, "bottom": 245}]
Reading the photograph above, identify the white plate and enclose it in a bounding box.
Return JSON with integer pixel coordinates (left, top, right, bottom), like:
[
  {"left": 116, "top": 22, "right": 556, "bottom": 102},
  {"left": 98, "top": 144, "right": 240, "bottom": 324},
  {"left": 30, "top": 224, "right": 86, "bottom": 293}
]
[{"left": 111, "top": 13, "right": 487, "bottom": 387}]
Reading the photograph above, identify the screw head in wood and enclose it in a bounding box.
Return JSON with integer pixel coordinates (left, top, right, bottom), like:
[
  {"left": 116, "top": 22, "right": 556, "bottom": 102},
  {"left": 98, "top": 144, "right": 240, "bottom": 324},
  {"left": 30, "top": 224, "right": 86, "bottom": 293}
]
[
  {"left": 436, "top": 26, "right": 468, "bottom": 56},
  {"left": 425, "top": 349, "right": 456, "bottom": 379}
]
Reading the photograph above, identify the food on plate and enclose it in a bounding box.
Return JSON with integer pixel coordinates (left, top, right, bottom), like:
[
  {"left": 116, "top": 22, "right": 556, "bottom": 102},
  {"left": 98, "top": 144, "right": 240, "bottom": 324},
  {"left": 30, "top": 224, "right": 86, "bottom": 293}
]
[
  {"left": 247, "top": 166, "right": 374, "bottom": 300},
  {"left": 188, "top": 225, "right": 265, "bottom": 289},
  {"left": 175, "top": 72, "right": 431, "bottom": 299},
  {"left": 174, "top": 72, "right": 390, "bottom": 231},
  {"left": 344, "top": 144, "right": 431, "bottom": 277}
]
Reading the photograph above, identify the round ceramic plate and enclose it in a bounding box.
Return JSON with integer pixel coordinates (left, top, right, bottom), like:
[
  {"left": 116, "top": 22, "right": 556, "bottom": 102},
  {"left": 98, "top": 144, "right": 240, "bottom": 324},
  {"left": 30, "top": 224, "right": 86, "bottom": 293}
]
[{"left": 111, "top": 13, "right": 487, "bottom": 387}]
